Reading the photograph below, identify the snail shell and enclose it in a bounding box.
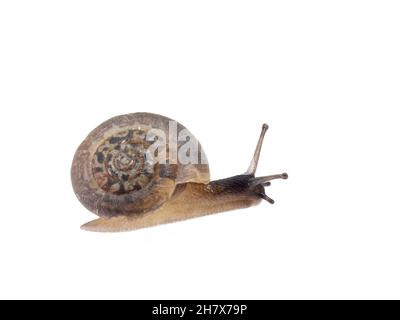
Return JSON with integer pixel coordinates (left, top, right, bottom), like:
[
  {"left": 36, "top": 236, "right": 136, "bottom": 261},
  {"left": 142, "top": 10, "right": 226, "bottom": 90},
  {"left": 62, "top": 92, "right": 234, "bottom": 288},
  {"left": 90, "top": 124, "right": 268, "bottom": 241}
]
[{"left": 71, "top": 113, "right": 209, "bottom": 217}]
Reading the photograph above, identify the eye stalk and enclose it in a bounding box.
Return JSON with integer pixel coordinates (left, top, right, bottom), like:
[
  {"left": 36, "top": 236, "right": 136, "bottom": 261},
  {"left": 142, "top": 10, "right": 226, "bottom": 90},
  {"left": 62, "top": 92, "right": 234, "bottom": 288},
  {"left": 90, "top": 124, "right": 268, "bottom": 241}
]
[
  {"left": 245, "top": 123, "right": 269, "bottom": 175},
  {"left": 249, "top": 173, "right": 288, "bottom": 188},
  {"left": 246, "top": 123, "right": 288, "bottom": 204}
]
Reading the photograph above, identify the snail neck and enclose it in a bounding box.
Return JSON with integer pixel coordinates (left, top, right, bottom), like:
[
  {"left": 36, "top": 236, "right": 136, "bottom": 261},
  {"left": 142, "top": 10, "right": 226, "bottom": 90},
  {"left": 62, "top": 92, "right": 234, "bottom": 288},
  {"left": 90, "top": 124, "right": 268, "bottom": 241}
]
[{"left": 169, "top": 174, "right": 264, "bottom": 216}]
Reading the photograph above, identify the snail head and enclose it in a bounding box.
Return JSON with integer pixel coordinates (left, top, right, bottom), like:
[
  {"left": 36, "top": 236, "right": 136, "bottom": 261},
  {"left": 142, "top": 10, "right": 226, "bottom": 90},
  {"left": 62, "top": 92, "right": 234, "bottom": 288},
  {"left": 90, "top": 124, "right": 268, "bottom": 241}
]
[{"left": 245, "top": 123, "right": 288, "bottom": 204}]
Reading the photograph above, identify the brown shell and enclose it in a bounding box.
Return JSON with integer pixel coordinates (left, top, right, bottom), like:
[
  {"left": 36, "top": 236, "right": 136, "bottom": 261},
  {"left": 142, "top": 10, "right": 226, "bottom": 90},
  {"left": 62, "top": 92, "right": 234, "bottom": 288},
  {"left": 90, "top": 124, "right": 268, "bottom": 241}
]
[{"left": 71, "top": 112, "right": 210, "bottom": 217}]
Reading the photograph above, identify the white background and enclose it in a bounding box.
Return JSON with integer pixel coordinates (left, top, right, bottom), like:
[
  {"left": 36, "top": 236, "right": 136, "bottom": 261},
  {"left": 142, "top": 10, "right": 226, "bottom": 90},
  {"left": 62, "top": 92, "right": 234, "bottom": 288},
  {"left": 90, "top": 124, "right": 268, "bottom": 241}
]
[{"left": 0, "top": 1, "right": 399, "bottom": 299}]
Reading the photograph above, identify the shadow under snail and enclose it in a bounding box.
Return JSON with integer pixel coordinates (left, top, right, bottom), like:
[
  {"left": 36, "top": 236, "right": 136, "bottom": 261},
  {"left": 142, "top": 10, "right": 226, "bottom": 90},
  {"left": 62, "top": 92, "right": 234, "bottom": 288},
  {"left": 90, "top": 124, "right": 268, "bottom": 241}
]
[{"left": 71, "top": 112, "right": 288, "bottom": 232}]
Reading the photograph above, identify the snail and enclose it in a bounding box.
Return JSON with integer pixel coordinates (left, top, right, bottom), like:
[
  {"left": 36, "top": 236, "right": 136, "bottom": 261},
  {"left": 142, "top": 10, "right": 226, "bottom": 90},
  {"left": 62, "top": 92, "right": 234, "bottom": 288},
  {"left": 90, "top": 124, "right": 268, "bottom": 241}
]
[{"left": 71, "top": 112, "right": 288, "bottom": 232}]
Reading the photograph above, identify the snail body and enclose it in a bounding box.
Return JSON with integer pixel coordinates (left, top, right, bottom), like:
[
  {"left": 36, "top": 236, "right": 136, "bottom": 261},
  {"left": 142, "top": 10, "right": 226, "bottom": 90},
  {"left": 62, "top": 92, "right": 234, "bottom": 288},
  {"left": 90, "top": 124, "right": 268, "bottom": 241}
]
[{"left": 71, "top": 112, "right": 287, "bottom": 232}]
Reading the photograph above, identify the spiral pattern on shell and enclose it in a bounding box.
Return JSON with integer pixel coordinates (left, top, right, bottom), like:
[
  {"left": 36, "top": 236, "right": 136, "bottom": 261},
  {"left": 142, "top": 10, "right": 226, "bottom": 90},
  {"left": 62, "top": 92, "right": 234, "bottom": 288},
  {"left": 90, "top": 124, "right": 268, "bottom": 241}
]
[
  {"left": 92, "top": 129, "right": 155, "bottom": 195},
  {"left": 71, "top": 112, "right": 210, "bottom": 218}
]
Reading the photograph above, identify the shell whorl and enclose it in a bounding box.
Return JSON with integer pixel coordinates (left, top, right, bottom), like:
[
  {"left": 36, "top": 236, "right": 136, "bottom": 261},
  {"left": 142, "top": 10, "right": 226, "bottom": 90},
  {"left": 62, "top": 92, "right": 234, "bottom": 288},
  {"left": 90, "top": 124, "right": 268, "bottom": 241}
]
[
  {"left": 92, "top": 129, "right": 154, "bottom": 195},
  {"left": 71, "top": 112, "right": 210, "bottom": 218}
]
